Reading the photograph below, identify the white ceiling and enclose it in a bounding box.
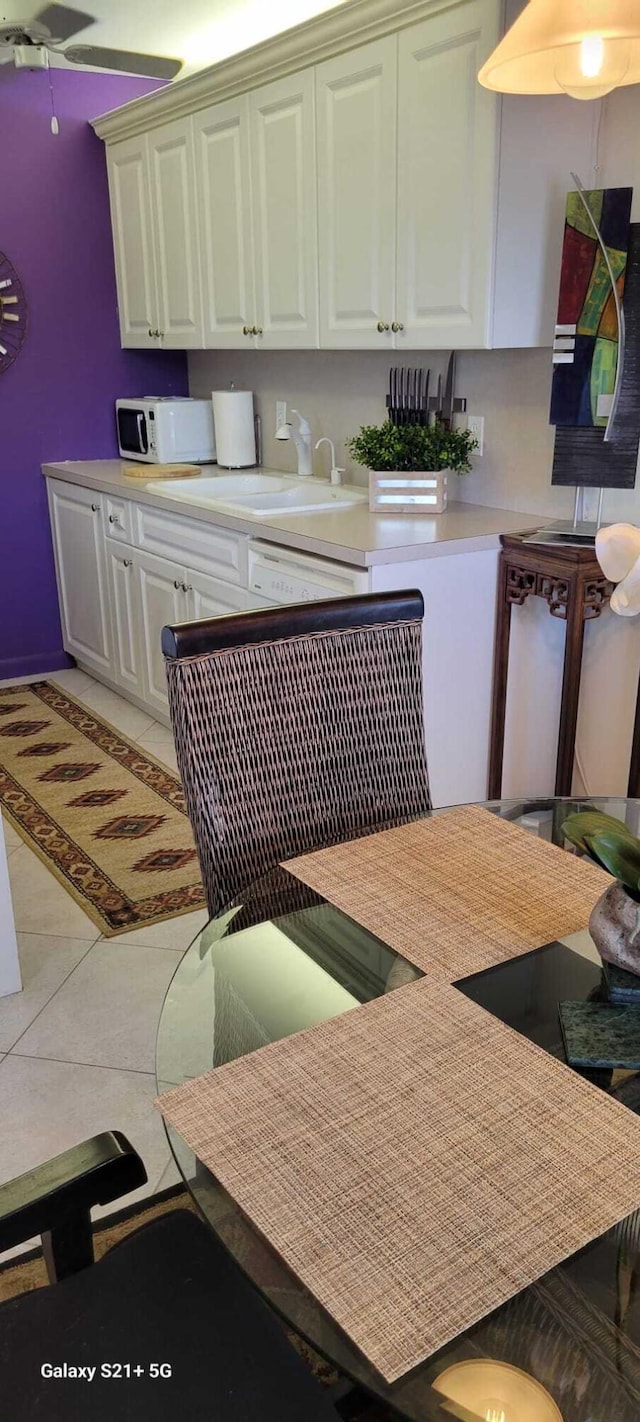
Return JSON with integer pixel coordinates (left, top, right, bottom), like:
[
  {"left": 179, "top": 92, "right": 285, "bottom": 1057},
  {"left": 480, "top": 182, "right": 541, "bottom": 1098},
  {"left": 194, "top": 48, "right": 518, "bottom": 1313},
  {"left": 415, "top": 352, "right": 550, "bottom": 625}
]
[{"left": 1, "top": 0, "right": 349, "bottom": 76}]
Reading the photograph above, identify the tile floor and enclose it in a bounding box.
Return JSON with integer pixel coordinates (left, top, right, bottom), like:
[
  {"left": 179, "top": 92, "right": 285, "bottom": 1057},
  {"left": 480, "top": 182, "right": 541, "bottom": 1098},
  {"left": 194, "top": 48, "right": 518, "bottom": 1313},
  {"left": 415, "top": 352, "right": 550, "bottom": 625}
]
[{"left": 0, "top": 667, "right": 208, "bottom": 1259}]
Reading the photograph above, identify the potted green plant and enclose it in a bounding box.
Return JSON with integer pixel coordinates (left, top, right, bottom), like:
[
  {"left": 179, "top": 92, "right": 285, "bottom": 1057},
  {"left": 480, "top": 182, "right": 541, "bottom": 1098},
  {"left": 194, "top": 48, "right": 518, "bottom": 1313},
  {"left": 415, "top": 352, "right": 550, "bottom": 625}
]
[
  {"left": 563, "top": 810, "right": 640, "bottom": 974},
  {"left": 346, "top": 421, "right": 478, "bottom": 514}
]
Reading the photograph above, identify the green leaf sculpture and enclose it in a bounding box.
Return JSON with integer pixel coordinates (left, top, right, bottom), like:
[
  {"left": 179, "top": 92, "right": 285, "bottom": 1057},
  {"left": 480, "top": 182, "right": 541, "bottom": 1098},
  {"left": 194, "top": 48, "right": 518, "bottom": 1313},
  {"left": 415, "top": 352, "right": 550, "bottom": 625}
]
[{"left": 562, "top": 810, "right": 640, "bottom": 903}]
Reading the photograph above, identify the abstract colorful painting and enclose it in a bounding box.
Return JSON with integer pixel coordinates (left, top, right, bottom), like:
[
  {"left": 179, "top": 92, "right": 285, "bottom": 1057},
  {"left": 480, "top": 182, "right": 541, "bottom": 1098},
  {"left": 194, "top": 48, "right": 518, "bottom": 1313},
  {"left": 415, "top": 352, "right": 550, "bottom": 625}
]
[{"left": 550, "top": 186, "right": 632, "bottom": 430}]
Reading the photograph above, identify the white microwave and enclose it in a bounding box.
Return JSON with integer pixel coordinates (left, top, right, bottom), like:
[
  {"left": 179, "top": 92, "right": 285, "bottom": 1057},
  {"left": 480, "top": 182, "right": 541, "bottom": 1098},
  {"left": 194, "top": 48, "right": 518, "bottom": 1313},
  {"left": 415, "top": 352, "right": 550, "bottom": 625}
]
[{"left": 116, "top": 397, "right": 216, "bottom": 464}]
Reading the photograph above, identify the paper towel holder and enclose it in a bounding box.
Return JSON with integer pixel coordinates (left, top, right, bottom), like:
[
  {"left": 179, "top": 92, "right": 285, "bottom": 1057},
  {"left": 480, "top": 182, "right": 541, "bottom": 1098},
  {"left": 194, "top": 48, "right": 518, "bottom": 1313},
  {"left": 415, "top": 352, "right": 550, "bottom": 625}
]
[{"left": 211, "top": 388, "right": 257, "bottom": 469}]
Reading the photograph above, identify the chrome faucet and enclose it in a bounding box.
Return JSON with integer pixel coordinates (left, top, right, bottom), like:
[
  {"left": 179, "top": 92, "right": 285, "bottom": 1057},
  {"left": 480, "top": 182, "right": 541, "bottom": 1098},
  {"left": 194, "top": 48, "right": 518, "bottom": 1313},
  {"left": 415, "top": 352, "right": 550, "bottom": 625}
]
[{"left": 275, "top": 408, "right": 312, "bottom": 478}]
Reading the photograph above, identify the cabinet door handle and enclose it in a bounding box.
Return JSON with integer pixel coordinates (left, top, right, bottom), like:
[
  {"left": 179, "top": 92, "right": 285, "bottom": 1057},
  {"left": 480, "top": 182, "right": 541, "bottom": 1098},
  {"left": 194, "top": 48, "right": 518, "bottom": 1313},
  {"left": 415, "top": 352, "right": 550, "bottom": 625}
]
[
  {"left": 173, "top": 579, "right": 182, "bottom": 589},
  {"left": 183, "top": 583, "right": 192, "bottom": 593},
  {"left": 123, "top": 559, "right": 132, "bottom": 568},
  {"left": 108, "top": 514, "right": 120, "bottom": 525},
  {"left": 253, "top": 326, "right": 263, "bottom": 336},
  {"left": 148, "top": 327, "right": 153, "bottom": 338},
  {"left": 377, "top": 321, "right": 390, "bottom": 333},
  {"left": 391, "top": 321, "right": 405, "bottom": 333},
  {"left": 91, "top": 503, "right": 99, "bottom": 512},
  {"left": 242, "top": 324, "right": 252, "bottom": 336}
]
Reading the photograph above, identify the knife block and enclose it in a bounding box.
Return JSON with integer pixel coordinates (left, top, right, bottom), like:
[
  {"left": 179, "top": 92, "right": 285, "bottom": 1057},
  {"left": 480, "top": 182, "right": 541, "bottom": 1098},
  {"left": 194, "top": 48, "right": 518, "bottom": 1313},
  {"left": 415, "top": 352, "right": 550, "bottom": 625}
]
[{"left": 368, "top": 469, "right": 447, "bottom": 515}]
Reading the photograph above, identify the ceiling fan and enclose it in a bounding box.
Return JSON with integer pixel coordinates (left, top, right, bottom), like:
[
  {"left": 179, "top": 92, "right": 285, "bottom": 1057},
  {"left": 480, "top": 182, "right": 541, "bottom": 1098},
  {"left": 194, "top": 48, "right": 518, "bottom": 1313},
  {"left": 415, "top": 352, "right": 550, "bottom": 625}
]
[{"left": 0, "top": 2, "right": 183, "bottom": 78}]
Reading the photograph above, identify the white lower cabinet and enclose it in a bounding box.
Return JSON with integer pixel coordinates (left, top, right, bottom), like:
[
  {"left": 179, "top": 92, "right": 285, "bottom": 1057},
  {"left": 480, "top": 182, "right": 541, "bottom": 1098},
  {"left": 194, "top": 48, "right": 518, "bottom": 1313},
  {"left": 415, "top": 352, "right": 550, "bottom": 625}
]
[
  {"left": 187, "top": 568, "right": 249, "bottom": 621},
  {"left": 132, "top": 552, "right": 252, "bottom": 717},
  {"left": 105, "top": 539, "right": 144, "bottom": 699},
  {"left": 48, "top": 479, "right": 260, "bottom": 723},
  {"left": 47, "top": 482, "right": 113, "bottom": 680},
  {"left": 136, "top": 549, "right": 188, "bottom": 718},
  {"left": 47, "top": 477, "right": 500, "bottom": 806}
]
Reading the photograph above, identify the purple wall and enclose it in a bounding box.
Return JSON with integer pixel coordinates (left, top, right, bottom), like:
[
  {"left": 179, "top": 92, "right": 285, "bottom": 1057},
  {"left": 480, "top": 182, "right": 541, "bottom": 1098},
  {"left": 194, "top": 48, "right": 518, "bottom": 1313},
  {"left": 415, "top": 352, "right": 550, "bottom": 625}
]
[{"left": 0, "top": 68, "right": 188, "bottom": 680}]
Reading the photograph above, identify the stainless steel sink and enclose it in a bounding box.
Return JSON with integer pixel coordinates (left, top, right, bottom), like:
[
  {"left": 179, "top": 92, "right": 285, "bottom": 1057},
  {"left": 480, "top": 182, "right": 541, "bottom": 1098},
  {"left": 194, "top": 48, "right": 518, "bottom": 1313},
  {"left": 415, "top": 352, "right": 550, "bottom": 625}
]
[{"left": 147, "top": 474, "right": 367, "bottom": 517}]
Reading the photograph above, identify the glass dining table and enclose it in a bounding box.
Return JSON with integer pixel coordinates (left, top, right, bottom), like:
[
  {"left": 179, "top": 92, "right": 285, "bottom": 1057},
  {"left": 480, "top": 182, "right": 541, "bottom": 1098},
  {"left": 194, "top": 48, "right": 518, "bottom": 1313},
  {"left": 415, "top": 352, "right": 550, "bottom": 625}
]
[{"left": 156, "top": 798, "right": 640, "bottom": 1422}]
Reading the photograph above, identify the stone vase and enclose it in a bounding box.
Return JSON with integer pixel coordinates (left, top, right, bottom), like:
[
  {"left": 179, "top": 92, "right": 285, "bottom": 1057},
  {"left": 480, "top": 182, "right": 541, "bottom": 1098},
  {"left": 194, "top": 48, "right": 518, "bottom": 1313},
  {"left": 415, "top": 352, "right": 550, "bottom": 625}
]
[{"left": 589, "top": 880, "right": 640, "bottom": 977}]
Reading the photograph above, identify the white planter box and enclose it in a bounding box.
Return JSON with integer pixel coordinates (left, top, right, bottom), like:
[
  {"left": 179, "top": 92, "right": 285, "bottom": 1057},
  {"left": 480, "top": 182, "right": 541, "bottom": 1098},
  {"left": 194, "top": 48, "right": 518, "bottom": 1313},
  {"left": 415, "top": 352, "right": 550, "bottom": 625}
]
[{"left": 368, "top": 469, "right": 448, "bottom": 515}]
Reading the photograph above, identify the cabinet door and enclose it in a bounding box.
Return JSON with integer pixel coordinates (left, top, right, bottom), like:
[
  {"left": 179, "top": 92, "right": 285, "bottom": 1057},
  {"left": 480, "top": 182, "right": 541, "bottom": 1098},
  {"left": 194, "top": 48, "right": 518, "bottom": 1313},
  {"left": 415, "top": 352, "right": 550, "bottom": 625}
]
[
  {"left": 316, "top": 38, "right": 397, "bottom": 349},
  {"left": 148, "top": 117, "right": 204, "bottom": 349},
  {"left": 48, "top": 483, "right": 113, "bottom": 677},
  {"left": 250, "top": 70, "right": 319, "bottom": 349},
  {"left": 194, "top": 96, "right": 257, "bottom": 350},
  {"left": 396, "top": 0, "right": 500, "bottom": 349},
  {"left": 105, "top": 539, "right": 143, "bottom": 698},
  {"left": 186, "top": 569, "right": 248, "bottom": 621},
  {"left": 106, "top": 136, "right": 158, "bottom": 348},
  {"left": 135, "top": 550, "right": 188, "bottom": 717}
]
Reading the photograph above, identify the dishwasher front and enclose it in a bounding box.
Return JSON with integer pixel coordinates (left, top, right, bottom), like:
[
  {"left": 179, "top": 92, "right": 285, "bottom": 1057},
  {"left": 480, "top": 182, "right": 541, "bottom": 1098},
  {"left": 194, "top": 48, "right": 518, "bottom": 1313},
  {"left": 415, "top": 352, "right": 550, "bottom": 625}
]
[{"left": 247, "top": 540, "right": 369, "bottom": 605}]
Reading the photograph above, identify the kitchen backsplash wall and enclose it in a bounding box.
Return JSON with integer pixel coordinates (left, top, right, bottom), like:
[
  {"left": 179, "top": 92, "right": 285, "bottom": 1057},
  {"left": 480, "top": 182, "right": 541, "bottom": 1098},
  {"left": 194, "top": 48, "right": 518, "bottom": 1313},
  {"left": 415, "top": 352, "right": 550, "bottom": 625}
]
[
  {"left": 189, "top": 343, "right": 640, "bottom": 526},
  {"left": 190, "top": 349, "right": 447, "bottom": 487},
  {"left": 0, "top": 68, "right": 188, "bottom": 681}
]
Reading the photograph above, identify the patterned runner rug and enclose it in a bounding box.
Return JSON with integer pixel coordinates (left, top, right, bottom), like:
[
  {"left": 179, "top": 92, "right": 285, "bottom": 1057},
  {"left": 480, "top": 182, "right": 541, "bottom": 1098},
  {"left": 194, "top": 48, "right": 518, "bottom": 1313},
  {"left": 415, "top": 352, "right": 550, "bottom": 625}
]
[{"left": 0, "top": 682, "right": 205, "bottom": 936}]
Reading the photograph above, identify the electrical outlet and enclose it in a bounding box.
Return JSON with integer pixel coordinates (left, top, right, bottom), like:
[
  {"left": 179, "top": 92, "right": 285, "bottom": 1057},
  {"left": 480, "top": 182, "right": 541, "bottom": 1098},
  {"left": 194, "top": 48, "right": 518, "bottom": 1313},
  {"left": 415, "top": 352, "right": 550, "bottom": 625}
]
[
  {"left": 276, "top": 401, "right": 287, "bottom": 432},
  {"left": 467, "top": 414, "right": 484, "bottom": 456}
]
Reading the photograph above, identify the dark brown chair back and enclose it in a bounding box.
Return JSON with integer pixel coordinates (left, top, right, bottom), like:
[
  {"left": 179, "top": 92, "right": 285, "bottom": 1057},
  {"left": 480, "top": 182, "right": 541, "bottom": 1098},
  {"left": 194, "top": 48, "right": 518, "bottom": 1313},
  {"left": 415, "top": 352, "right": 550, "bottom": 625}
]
[{"left": 162, "top": 591, "right": 430, "bottom": 916}]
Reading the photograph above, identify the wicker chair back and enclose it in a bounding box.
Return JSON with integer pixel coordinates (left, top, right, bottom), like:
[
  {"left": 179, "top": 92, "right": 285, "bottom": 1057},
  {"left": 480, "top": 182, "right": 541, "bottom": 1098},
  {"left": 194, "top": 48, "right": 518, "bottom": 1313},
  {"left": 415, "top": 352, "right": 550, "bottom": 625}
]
[{"left": 162, "top": 592, "right": 431, "bottom": 916}]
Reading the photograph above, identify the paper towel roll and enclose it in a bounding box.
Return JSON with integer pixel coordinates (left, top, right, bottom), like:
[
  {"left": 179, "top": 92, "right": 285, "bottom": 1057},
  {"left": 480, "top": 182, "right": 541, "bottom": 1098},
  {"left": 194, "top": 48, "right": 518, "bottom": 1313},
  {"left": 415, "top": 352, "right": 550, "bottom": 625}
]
[{"left": 211, "top": 390, "right": 256, "bottom": 468}]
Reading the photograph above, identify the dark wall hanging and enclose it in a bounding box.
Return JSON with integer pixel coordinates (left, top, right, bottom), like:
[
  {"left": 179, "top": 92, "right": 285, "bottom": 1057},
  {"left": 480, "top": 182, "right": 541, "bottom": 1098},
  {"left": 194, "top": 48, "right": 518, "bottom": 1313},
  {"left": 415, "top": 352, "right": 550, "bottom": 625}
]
[
  {"left": 0, "top": 251, "right": 28, "bottom": 374},
  {"left": 550, "top": 184, "right": 640, "bottom": 491}
]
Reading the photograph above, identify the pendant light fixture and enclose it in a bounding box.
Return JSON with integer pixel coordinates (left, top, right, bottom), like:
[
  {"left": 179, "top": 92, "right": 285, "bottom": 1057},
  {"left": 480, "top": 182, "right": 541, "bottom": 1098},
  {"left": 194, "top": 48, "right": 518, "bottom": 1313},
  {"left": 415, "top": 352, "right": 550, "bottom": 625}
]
[{"left": 478, "top": 0, "right": 640, "bottom": 100}]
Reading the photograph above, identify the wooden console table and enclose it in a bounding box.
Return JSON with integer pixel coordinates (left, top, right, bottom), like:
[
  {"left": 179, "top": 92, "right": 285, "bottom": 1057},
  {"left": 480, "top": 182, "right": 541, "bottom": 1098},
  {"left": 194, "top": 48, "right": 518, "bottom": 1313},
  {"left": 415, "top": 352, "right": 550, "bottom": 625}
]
[{"left": 488, "top": 535, "right": 614, "bottom": 799}]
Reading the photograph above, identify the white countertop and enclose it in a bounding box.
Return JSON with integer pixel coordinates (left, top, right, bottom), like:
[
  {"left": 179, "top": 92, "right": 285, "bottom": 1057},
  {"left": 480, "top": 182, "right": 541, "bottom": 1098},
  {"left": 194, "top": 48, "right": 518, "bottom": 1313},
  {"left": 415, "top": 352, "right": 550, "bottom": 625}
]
[{"left": 42, "top": 460, "right": 544, "bottom": 568}]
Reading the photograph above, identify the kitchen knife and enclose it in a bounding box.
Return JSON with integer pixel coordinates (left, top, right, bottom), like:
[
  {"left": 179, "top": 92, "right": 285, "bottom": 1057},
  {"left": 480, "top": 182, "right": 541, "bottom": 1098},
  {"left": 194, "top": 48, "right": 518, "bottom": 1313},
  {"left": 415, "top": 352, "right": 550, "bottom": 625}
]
[{"left": 441, "top": 351, "right": 456, "bottom": 428}]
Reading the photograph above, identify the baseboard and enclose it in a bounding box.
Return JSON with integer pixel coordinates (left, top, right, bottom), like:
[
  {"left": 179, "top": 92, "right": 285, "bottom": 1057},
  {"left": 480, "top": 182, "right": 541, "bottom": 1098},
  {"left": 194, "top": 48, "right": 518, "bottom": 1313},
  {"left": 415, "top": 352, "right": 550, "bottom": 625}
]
[{"left": 0, "top": 650, "right": 73, "bottom": 683}]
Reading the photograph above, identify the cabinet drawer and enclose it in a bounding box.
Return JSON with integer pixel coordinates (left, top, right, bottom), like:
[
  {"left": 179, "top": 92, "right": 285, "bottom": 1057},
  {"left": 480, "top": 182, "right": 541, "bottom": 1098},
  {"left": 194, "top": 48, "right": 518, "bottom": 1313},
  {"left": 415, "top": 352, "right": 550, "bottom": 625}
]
[
  {"left": 104, "top": 494, "right": 134, "bottom": 543},
  {"left": 134, "top": 503, "right": 248, "bottom": 584}
]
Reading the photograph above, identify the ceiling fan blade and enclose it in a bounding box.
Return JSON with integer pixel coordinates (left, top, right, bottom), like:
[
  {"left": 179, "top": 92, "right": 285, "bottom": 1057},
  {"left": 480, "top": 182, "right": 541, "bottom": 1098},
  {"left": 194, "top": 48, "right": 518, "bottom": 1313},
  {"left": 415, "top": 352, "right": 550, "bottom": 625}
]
[
  {"left": 64, "top": 44, "right": 182, "bottom": 80},
  {"left": 32, "top": 4, "right": 95, "bottom": 42}
]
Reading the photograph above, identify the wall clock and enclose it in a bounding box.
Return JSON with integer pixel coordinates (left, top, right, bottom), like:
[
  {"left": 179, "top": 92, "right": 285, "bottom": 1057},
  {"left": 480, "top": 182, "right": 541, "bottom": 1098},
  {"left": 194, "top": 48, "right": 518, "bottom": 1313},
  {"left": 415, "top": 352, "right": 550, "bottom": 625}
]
[{"left": 0, "top": 252, "right": 27, "bottom": 373}]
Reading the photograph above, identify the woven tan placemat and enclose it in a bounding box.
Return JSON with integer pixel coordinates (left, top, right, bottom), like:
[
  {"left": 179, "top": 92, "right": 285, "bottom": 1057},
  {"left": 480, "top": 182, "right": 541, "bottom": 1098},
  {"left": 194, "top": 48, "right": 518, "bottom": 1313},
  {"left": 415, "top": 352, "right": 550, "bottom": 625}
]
[
  {"left": 284, "top": 805, "right": 611, "bottom": 982},
  {"left": 157, "top": 976, "right": 640, "bottom": 1383}
]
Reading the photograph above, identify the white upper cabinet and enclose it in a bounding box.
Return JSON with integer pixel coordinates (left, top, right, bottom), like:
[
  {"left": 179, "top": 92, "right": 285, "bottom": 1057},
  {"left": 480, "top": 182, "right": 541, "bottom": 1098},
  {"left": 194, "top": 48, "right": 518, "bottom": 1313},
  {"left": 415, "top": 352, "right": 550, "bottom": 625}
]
[
  {"left": 99, "top": 0, "right": 596, "bottom": 352},
  {"left": 396, "top": 0, "right": 500, "bottom": 349},
  {"left": 194, "top": 75, "right": 319, "bottom": 350},
  {"left": 315, "top": 0, "right": 500, "bottom": 349},
  {"left": 194, "top": 96, "right": 257, "bottom": 349},
  {"left": 316, "top": 37, "right": 397, "bottom": 349},
  {"left": 147, "top": 117, "right": 204, "bottom": 349},
  {"left": 250, "top": 70, "right": 319, "bottom": 348},
  {"left": 106, "top": 135, "right": 158, "bottom": 348},
  {"left": 107, "top": 125, "right": 203, "bottom": 349}
]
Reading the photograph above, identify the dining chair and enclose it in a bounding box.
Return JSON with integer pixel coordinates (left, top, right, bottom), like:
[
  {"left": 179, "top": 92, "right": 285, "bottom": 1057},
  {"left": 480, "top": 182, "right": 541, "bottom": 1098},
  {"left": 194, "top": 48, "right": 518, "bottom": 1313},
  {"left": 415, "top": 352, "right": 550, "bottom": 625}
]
[
  {"left": 0, "top": 1131, "right": 346, "bottom": 1421},
  {"left": 161, "top": 591, "right": 431, "bottom": 916}
]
